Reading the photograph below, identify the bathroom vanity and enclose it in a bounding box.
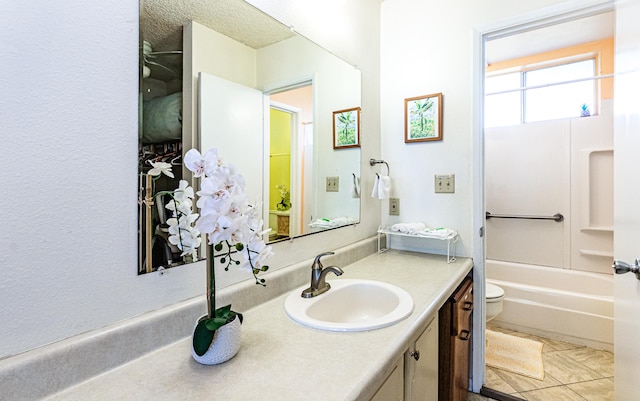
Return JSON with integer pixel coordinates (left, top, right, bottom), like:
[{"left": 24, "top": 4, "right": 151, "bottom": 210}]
[{"left": 4, "top": 241, "right": 472, "bottom": 401}]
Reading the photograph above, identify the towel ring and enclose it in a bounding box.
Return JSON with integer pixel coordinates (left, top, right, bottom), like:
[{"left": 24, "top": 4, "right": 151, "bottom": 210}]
[{"left": 369, "top": 159, "right": 390, "bottom": 176}]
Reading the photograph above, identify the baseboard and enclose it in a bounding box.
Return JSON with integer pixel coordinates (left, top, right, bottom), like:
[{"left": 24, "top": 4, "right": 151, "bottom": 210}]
[{"left": 480, "top": 386, "right": 525, "bottom": 401}]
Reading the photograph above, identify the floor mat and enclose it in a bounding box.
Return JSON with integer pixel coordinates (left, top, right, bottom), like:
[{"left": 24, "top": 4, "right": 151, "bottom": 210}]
[{"left": 485, "top": 329, "right": 544, "bottom": 380}]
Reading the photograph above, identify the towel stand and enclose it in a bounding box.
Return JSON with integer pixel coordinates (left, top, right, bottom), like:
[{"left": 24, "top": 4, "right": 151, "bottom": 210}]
[{"left": 369, "top": 159, "right": 390, "bottom": 176}]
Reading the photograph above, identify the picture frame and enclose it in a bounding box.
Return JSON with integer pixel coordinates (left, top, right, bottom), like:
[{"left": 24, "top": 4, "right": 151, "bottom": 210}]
[
  {"left": 333, "top": 107, "right": 361, "bottom": 149},
  {"left": 404, "top": 93, "right": 443, "bottom": 143}
]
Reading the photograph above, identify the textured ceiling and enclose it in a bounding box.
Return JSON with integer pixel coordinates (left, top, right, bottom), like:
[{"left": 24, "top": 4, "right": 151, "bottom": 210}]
[
  {"left": 141, "top": 2, "right": 614, "bottom": 79},
  {"left": 140, "top": 0, "right": 295, "bottom": 53}
]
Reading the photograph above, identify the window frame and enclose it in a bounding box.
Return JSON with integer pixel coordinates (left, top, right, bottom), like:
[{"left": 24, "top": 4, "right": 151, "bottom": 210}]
[{"left": 485, "top": 52, "right": 601, "bottom": 127}]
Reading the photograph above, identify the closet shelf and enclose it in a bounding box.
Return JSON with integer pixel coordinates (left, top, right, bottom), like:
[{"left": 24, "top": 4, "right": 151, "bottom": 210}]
[{"left": 377, "top": 225, "right": 458, "bottom": 263}]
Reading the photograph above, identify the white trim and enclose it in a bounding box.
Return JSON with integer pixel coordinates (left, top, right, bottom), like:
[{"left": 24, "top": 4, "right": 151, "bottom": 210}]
[
  {"left": 471, "top": 24, "right": 487, "bottom": 394},
  {"left": 485, "top": 73, "right": 613, "bottom": 96},
  {"left": 269, "top": 101, "right": 303, "bottom": 237},
  {"left": 478, "top": 0, "right": 615, "bottom": 41},
  {"left": 471, "top": 0, "right": 614, "bottom": 392}
]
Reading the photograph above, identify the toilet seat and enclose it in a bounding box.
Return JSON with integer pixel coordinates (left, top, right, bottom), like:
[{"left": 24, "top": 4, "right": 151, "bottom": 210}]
[{"left": 486, "top": 283, "right": 504, "bottom": 300}]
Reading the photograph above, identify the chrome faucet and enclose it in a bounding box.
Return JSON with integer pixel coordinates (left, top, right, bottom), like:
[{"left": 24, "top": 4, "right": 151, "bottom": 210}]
[{"left": 301, "top": 251, "right": 344, "bottom": 298}]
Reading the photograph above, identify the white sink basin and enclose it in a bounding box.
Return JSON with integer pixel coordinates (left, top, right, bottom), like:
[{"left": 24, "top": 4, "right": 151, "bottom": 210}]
[{"left": 284, "top": 279, "right": 414, "bottom": 332}]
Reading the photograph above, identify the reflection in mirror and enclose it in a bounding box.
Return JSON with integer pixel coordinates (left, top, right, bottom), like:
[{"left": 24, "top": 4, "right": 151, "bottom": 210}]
[{"left": 139, "top": 0, "right": 361, "bottom": 274}]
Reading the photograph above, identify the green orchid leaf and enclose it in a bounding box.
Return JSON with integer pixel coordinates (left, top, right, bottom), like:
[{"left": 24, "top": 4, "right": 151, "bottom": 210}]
[
  {"left": 204, "top": 317, "right": 229, "bottom": 331},
  {"left": 193, "top": 318, "right": 216, "bottom": 356},
  {"left": 216, "top": 304, "right": 233, "bottom": 317},
  {"left": 202, "top": 307, "right": 243, "bottom": 331}
]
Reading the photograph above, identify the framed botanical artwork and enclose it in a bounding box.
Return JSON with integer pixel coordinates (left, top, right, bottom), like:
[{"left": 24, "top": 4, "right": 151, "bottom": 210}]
[
  {"left": 333, "top": 107, "right": 361, "bottom": 149},
  {"left": 404, "top": 93, "right": 443, "bottom": 143}
]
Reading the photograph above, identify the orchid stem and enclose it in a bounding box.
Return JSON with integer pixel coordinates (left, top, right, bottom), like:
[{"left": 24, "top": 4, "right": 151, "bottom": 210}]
[{"left": 207, "top": 243, "right": 216, "bottom": 319}]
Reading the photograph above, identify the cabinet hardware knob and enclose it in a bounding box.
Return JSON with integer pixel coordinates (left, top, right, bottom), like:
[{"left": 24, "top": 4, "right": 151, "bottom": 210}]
[
  {"left": 411, "top": 350, "right": 420, "bottom": 361},
  {"left": 459, "top": 330, "right": 470, "bottom": 341}
]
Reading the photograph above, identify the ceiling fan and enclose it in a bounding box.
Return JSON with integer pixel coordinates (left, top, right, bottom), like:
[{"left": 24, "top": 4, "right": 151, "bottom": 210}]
[{"left": 142, "top": 40, "right": 182, "bottom": 79}]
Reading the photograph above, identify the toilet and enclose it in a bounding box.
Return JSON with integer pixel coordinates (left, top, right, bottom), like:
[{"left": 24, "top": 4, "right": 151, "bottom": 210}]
[{"left": 485, "top": 282, "right": 505, "bottom": 322}]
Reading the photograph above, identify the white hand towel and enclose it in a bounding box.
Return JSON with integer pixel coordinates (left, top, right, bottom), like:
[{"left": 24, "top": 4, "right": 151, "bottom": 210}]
[
  {"left": 371, "top": 174, "right": 380, "bottom": 198},
  {"left": 377, "top": 175, "right": 391, "bottom": 199}
]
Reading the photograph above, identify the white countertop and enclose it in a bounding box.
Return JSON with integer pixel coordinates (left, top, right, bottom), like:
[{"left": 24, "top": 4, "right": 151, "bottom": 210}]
[{"left": 45, "top": 251, "right": 472, "bottom": 401}]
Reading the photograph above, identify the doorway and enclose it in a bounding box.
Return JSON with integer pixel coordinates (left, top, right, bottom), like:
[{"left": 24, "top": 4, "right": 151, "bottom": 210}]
[
  {"left": 471, "top": 1, "right": 616, "bottom": 396},
  {"left": 268, "top": 84, "right": 313, "bottom": 241}
]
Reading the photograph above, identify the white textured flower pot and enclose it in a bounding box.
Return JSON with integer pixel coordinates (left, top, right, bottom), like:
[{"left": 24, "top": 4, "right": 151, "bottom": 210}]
[{"left": 191, "top": 315, "right": 242, "bottom": 365}]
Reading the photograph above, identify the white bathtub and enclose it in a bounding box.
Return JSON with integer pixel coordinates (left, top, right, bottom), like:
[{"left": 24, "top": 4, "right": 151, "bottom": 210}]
[{"left": 486, "top": 259, "right": 613, "bottom": 351}]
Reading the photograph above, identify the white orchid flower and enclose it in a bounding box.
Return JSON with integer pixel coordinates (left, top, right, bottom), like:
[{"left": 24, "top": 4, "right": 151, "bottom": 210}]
[
  {"left": 173, "top": 180, "right": 194, "bottom": 203},
  {"left": 239, "top": 238, "right": 273, "bottom": 273},
  {"left": 215, "top": 164, "right": 246, "bottom": 196},
  {"left": 168, "top": 227, "right": 202, "bottom": 256},
  {"left": 166, "top": 199, "right": 194, "bottom": 216},
  {"left": 163, "top": 178, "right": 201, "bottom": 260},
  {"left": 167, "top": 213, "right": 199, "bottom": 234},
  {"left": 196, "top": 175, "right": 232, "bottom": 211},
  {"left": 185, "top": 147, "right": 272, "bottom": 283},
  {"left": 184, "top": 148, "right": 220, "bottom": 178},
  {"left": 148, "top": 161, "right": 174, "bottom": 178},
  {"left": 197, "top": 213, "right": 235, "bottom": 245}
]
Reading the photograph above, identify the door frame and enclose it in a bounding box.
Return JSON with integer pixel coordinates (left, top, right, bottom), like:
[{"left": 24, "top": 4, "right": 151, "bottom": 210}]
[
  {"left": 269, "top": 100, "right": 303, "bottom": 237},
  {"left": 471, "top": 0, "right": 615, "bottom": 392}
]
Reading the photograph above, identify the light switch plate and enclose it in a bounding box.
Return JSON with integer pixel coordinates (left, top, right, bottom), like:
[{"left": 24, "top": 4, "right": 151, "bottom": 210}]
[
  {"left": 326, "top": 176, "right": 339, "bottom": 192},
  {"left": 435, "top": 174, "right": 455, "bottom": 193},
  {"left": 389, "top": 198, "right": 400, "bottom": 216}
]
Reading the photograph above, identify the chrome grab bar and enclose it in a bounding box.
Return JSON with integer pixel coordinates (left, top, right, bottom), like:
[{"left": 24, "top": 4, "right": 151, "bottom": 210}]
[{"left": 485, "top": 212, "right": 564, "bottom": 222}]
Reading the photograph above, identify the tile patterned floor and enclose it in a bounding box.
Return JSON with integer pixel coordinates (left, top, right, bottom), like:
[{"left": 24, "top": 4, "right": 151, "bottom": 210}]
[{"left": 467, "top": 325, "right": 614, "bottom": 401}]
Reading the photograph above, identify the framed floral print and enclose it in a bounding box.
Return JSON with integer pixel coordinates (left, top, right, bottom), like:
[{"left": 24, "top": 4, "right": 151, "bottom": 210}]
[
  {"left": 404, "top": 93, "right": 442, "bottom": 143},
  {"left": 333, "top": 107, "right": 361, "bottom": 149}
]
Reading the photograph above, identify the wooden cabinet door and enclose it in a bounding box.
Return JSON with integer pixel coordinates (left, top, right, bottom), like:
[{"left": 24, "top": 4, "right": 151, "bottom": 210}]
[{"left": 439, "top": 277, "right": 473, "bottom": 401}]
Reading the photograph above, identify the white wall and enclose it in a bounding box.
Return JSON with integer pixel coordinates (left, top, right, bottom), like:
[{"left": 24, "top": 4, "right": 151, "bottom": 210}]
[
  {"left": 0, "top": 0, "right": 380, "bottom": 359},
  {"left": 379, "top": 0, "right": 568, "bottom": 257},
  {"left": 486, "top": 120, "right": 570, "bottom": 268},
  {"left": 486, "top": 104, "right": 614, "bottom": 274}
]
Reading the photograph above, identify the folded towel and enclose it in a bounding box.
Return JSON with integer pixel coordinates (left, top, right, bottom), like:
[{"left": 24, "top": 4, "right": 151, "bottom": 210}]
[
  {"left": 391, "top": 222, "right": 427, "bottom": 235},
  {"left": 309, "top": 216, "right": 358, "bottom": 228},
  {"left": 417, "top": 227, "right": 455, "bottom": 238}
]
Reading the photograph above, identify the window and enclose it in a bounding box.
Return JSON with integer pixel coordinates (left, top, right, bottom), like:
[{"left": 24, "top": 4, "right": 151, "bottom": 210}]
[{"left": 485, "top": 59, "right": 596, "bottom": 128}]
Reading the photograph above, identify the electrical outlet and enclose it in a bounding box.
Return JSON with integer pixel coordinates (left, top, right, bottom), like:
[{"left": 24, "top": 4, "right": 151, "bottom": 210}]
[
  {"left": 389, "top": 198, "right": 400, "bottom": 216},
  {"left": 326, "top": 176, "right": 339, "bottom": 192},
  {"left": 435, "top": 174, "right": 455, "bottom": 193}
]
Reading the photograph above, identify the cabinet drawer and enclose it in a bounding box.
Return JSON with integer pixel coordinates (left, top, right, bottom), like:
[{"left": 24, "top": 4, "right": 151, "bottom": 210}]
[{"left": 451, "top": 278, "right": 473, "bottom": 338}]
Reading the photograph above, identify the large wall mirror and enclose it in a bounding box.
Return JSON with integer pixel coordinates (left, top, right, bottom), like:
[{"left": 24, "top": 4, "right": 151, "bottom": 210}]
[{"left": 138, "top": 0, "right": 361, "bottom": 274}]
